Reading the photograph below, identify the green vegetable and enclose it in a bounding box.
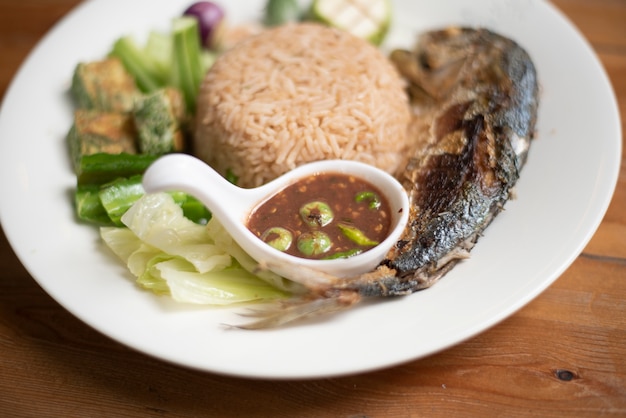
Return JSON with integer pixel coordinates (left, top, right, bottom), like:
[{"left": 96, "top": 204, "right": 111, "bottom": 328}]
[
  {"left": 299, "top": 201, "right": 334, "bottom": 228},
  {"left": 75, "top": 184, "right": 112, "bottom": 225},
  {"left": 137, "top": 253, "right": 176, "bottom": 295},
  {"left": 75, "top": 161, "right": 211, "bottom": 226},
  {"left": 337, "top": 223, "right": 379, "bottom": 246},
  {"left": 109, "top": 36, "right": 167, "bottom": 93},
  {"left": 105, "top": 234, "right": 284, "bottom": 304},
  {"left": 76, "top": 153, "right": 159, "bottom": 185},
  {"left": 100, "top": 193, "right": 292, "bottom": 305},
  {"left": 225, "top": 168, "right": 239, "bottom": 185},
  {"left": 152, "top": 259, "right": 289, "bottom": 305},
  {"left": 297, "top": 231, "right": 332, "bottom": 256},
  {"left": 174, "top": 193, "right": 212, "bottom": 225},
  {"left": 170, "top": 16, "right": 205, "bottom": 113},
  {"left": 143, "top": 31, "right": 173, "bottom": 82},
  {"left": 97, "top": 226, "right": 142, "bottom": 262},
  {"left": 200, "top": 50, "right": 218, "bottom": 73},
  {"left": 133, "top": 88, "right": 187, "bottom": 155},
  {"left": 99, "top": 175, "right": 146, "bottom": 226},
  {"left": 206, "top": 219, "right": 303, "bottom": 293},
  {"left": 264, "top": 0, "right": 301, "bottom": 26},
  {"left": 261, "top": 227, "right": 293, "bottom": 251},
  {"left": 355, "top": 190, "right": 381, "bottom": 210},
  {"left": 309, "top": 0, "right": 392, "bottom": 45},
  {"left": 107, "top": 16, "right": 216, "bottom": 117},
  {"left": 121, "top": 193, "right": 230, "bottom": 273}
]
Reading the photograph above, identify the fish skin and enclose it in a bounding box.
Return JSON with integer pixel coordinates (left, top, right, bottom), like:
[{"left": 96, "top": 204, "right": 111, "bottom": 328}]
[
  {"left": 332, "top": 27, "right": 540, "bottom": 297},
  {"left": 238, "top": 27, "right": 539, "bottom": 328}
]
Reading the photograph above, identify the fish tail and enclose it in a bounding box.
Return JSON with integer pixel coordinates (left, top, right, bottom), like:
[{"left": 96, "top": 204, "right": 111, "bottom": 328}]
[{"left": 231, "top": 291, "right": 361, "bottom": 330}]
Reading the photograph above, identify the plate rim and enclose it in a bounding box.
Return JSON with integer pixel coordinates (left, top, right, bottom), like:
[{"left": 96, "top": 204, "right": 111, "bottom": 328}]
[{"left": 0, "top": 0, "right": 621, "bottom": 379}]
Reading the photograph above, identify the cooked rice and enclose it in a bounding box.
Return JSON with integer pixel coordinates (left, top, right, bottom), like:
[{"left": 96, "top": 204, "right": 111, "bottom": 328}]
[{"left": 194, "top": 22, "right": 411, "bottom": 188}]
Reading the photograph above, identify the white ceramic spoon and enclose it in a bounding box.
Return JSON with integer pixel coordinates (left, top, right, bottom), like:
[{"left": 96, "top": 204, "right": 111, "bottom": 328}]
[{"left": 142, "top": 154, "right": 409, "bottom": 281}]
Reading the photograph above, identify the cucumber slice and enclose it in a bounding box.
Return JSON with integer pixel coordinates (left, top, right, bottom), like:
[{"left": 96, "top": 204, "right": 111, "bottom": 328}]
[{"left": 310, "top": 0, "right": 391, "bottom": 45}]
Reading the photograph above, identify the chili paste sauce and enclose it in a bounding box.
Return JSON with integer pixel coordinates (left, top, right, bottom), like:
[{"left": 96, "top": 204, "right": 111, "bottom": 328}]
[{"left": 247, "top": 173, "right": 391, "bottom": 260}]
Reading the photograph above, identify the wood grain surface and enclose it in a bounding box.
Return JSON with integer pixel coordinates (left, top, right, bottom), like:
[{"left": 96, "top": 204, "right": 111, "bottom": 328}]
[{"left": 1, "top": 0, "right": 625, "bottom": 416}]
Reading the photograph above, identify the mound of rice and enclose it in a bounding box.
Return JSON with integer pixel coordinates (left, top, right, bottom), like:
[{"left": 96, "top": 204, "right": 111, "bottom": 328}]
[{"left": 194, "top": 23, "right": 411, "bottom": 188}]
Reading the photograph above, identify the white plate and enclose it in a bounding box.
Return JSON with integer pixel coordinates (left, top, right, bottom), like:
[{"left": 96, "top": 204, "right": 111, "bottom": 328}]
[{"left": 0, "top": 0, "right": 620, "bottom": 379}]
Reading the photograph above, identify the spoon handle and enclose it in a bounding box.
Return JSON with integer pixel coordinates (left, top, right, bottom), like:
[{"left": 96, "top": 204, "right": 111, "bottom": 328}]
[{"left": 142, "top": 153, "right": 253, "bottom": 233}]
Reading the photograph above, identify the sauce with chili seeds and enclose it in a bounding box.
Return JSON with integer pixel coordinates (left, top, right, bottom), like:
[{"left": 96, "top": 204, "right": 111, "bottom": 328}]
[{"left": 247, "top": 172, "right": 391, "bottom": 260}]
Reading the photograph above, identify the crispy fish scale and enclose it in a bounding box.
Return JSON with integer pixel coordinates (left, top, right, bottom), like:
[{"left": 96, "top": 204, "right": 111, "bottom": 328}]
[{"left": 238, "top": 27, "right": 539, "bottom": 329}]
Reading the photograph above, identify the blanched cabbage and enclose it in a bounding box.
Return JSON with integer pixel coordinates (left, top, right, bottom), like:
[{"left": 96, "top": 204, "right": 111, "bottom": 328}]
[
  {"left": 100, "top": 193, "right": 297, "bottom": 304},
  {"left": 205, "top": 213, "right": 305, "bottom": 293},
  {"left": 154, "top": 258, "right": 287, "bottom": 305},
  {"left": 121, "top": 193, "right": 231, "bottom": 273}
]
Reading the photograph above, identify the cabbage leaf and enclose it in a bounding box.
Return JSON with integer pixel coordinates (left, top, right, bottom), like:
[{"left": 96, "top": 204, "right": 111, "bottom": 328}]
[{"left": 100, "top": 193, "right": 294, "bottom": 304}]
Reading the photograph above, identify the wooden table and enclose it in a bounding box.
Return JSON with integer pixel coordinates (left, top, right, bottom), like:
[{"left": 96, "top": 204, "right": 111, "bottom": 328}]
[{"left": 1, "top": 1, "right": 624, "bottom": 416}]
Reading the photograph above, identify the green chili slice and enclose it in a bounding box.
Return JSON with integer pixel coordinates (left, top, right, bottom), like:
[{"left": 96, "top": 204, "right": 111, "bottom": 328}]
[
  {"left": 322, "top": 248, "right": 363, "bottom": 260},
  {"left": 261, "top": 227, "right": 293, "bottom": 252},
  {"left": 299, "top": 201, "right": 334, "bottom": 227},
  {"left": 297, "top": 231, "right": 332, "bottom": 256},
  {"left": 355, "top": 191, "right": 381, "bottom": 210},
  {"left": 337, "top": 223, "right": 379, "bottom": 247}
]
